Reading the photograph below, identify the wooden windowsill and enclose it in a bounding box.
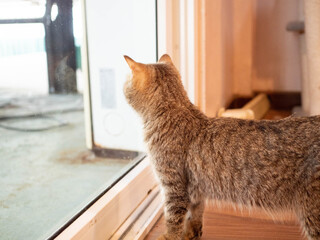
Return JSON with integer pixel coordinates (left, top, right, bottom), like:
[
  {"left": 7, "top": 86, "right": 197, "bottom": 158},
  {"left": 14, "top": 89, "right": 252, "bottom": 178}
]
[{"left": 55, "top": 158, "right": 162, "bottom": 240}]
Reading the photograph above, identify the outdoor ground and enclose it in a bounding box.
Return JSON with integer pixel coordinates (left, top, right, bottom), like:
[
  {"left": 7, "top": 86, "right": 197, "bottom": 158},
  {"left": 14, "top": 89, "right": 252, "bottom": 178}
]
[{"left": 0, "top": 93, "right": 137, "bottom": 240}]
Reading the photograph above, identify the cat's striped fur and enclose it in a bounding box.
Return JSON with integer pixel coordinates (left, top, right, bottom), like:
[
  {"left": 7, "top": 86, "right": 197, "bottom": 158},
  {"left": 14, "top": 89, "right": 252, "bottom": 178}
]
[{"left": 124, "top": 54, "right": 320, "bottom": 240}]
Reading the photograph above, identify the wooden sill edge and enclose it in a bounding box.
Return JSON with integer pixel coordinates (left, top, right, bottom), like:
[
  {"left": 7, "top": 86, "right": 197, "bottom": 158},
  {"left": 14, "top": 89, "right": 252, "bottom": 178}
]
[{"left": 55, "top": 158, "right": 162, "bottom": 240}]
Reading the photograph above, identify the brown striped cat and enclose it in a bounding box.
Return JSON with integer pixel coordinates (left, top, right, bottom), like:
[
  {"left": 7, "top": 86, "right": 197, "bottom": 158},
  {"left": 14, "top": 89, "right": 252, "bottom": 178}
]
[{"left": 123, "top": 54, "right": 320, "bottom": 240}]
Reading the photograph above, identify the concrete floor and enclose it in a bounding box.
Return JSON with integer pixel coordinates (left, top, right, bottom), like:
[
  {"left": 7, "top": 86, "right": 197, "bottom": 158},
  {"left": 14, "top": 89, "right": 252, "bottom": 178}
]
[{"left": 0, "top": 94, "right": 138, "bottom": 240}]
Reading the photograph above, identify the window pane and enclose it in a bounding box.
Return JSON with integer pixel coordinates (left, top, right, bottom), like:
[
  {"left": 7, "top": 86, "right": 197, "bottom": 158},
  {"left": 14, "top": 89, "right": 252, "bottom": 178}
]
[
  {"left": 0, "top": 23, "right": 48, "bottom": 93},
  {"left": 0, "top": 1, "right": 156, "bottom": 239}
]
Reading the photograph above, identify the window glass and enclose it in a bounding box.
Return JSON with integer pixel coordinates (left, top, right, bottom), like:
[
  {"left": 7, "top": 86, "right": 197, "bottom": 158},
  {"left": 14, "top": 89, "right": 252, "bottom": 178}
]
[
  {"left": 0, "top": 0, "right": 46, "bottom": 20},
  {"left": 0, "top": 1, "right": 156, "bottom": 239}
]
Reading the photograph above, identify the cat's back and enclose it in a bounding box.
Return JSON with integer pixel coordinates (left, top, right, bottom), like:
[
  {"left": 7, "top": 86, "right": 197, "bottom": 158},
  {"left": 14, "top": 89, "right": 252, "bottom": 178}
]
[
  {"left": 207, "top": 115, "right": 320, "bottom": 145},
  {"left": 188, "top": 115, "right": 320, "bottom": 205},
  {"left": 192, "top": 114, "right": 320, "bottom": 172}
]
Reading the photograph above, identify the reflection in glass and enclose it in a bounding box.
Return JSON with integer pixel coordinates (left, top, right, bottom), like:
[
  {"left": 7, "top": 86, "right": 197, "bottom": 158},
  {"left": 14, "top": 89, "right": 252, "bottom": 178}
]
[{"left": 0, "top": 1, "right": 144, "bottom": 239}]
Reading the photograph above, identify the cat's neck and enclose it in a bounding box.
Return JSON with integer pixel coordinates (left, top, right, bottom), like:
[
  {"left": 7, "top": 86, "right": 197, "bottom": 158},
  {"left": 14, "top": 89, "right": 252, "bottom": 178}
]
[{"left": 142, "top": 98, "right": 206, "bottom": 125}]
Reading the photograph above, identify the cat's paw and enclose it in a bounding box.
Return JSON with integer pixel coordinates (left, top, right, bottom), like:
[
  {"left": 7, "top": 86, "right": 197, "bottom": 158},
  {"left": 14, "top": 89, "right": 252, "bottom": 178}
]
[
  {"left": 156, "top": 234, "right": 167, "bottom": 240},
  {"left": 184, "top": 221, "right": 203, "bottom": 240},
  {"left": 157, "top": 233, "right": 181, "bottom": 240}
]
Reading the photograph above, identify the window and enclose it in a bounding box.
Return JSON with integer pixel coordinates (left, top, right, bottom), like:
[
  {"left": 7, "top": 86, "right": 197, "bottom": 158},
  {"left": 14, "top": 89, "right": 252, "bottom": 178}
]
[{"left": 0, "top": 1, "right": 157, "bottom": 239}]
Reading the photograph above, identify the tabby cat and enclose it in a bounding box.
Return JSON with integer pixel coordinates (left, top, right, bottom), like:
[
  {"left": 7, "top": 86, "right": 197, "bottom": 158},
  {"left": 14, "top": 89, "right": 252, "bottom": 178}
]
[{"left": 123, "top": 54, "right": 320, "bottom": 240}]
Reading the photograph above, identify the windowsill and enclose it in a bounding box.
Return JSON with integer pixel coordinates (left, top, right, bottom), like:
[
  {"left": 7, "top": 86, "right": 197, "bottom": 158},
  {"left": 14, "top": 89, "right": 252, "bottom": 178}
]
[{"left": 54, "top": 157, "right": 162, "bottom": 240}]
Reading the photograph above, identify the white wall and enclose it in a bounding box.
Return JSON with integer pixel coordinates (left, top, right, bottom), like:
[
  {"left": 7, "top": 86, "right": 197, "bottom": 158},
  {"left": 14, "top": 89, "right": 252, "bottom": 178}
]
[
  {"left": 0, "top": 24, "right": 48, "bottom": 94},
  {"left": 85, "top": 0, "right": 156, "bottom": 152}
]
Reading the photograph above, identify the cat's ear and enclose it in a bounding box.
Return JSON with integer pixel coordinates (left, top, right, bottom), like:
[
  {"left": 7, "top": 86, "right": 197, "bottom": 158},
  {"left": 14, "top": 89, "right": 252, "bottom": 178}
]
[
  {"left": 124, "top": 55, "right": 148, "bottom": 90},
  {"left": 124, "top": 55, "right": 144, "bottom": 72},
  {"left": 158, "top": 54, "right": 172, "bottom": 64}
]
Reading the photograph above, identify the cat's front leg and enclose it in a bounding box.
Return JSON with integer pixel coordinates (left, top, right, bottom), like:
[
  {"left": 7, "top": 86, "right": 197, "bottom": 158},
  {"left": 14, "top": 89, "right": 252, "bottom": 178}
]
[
  {"left": 157, "top": 186, "right": 189, "bottom": 240},
  {"left": 184, "top": 200, "right": 204, "bottom": 240}
]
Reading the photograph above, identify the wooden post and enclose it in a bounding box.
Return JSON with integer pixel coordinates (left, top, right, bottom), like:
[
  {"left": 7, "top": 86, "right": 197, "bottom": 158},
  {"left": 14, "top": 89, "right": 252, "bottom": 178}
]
[{"left": 304, "top": 0, "right": 320, "bottom": 115}]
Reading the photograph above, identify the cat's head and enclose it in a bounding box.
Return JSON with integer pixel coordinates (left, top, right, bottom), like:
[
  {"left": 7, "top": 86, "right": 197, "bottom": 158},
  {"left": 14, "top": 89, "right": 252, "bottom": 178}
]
[{"left": 123, "top": 54, "right": 187, "bottom": 116}]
